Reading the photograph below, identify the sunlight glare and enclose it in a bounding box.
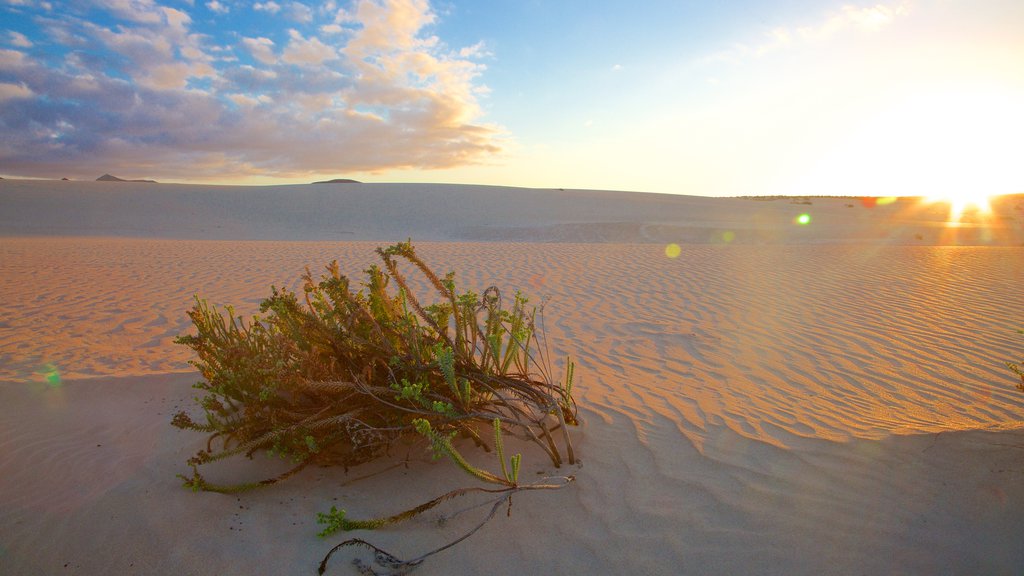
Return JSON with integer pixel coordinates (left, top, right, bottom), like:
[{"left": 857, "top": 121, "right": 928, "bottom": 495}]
[
  {"left": 924, "top": 190, "right": 993, "bottom": 223},
  {"left": 789, "top": 87, "right": 1023, "bottom": 203}
]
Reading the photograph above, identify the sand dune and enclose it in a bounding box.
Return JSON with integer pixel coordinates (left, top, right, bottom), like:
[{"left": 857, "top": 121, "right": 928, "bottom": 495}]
[
  {"left": 1, "top": 180, "right": 1023, "bottom": 574},
  {"left": 2, "top": 178, "right": 1023, "bottom": 244}
]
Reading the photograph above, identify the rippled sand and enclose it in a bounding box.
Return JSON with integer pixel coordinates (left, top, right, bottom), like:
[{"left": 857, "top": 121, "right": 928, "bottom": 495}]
[{"left": 2, "top": 181, "right": 1023, "bottom": 575}]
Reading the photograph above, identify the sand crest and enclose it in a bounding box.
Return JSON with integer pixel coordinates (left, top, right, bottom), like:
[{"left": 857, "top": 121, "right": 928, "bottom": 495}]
[{"left": 2, "top": 179, "right": 1022, "bottom": 244}]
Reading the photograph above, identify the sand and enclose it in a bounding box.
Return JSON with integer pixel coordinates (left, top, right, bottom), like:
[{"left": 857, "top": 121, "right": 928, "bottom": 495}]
[{"left": 2, "top": 179, "right": 1023, "bottom": 574}]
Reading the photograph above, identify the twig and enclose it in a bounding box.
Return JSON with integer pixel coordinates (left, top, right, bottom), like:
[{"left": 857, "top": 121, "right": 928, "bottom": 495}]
[{"left": 318, "top": 477, "right": 574, "bottom": 575}]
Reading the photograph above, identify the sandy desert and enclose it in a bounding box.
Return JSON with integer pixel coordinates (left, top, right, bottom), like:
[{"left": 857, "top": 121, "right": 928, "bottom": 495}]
[{"left": 2, "top": 179, "right": 1024, "bottom": 575}]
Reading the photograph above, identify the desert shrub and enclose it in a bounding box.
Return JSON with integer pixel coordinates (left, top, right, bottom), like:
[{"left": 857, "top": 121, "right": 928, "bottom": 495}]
[{"left": 172, "top": 240, "right": 577, "bottom": 493}]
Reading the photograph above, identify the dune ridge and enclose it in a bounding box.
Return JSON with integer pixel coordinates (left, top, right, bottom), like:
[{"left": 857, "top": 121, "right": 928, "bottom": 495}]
[
  {"left": 1, "top": 182, "right": 1023, "bottom": 574},
  {"left": 2, "top": 178, "right": 1023, "bottom": 245}
]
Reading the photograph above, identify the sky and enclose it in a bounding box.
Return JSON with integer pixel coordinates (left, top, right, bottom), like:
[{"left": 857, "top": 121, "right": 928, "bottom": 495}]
[{"left": 1, "top": 0, "right": 1023, "bottom": 197}]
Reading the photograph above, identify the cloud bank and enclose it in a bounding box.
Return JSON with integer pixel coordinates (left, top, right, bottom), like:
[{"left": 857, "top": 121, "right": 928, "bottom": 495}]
[{"left": 0, "top": 0, "right": 501, "bottom": 180}]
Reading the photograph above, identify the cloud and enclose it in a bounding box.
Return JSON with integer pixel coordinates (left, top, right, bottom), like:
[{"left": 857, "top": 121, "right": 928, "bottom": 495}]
[
  {"left": 458, "top": 41, "right": 491, "bottom": 59},
  {"left": 286, "top": 1, "right": 313, "bottom": 23},
  {"left": 206, "top": 0, "right": 228, "bottom": 14},
  {"left": 281, "top": 29, "right": 337, "bottom": 66},
  {"left": 228, "top": 92, "right": 272, "bottom": 107},
  {"left": 142, "top": 60, "right": 215, "bottom": 89},
  {"left": 797, "top": 3, "right": 908, "bottom": 40},
  {"left": 704, "top": 2, "right": 909, "bottom": 63},
  {"left": 253, "top": 1, "right": 280, "bottom": 13},
  {"left": 99, "top": 0, "right": 167, "bottom": 26},
  {"left": 0, "top": 48, "right": 28, "bottom": 68},
  {"left": 840, "top": 4, "right": 906, "bottom": 32},
  {"left": 0, "top": 81, "right": 33, "bottom": 100},
  {"left": 7, "top": 31, "right": 33, "bottom": 47},
  {"left": 242, "top": 36, "right": 277, "bottom": 65},
  {"left": 2, "top": 0, "right": 51, "bottom": 8},
  {"left": 0, "top": 0, "right": 502, "bottom": 180}
]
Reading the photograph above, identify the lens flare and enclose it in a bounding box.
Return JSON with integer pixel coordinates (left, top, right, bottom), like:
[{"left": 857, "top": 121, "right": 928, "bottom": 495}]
[
  {"left": 795, "top": 213, "right": 811, "bottom": 225},
  {"left": 665, "top": 243, "right": 681, "bottom": 258},
  {"left": 925, "top": 192, "right": 993, "bottom": 223},
  {"left": 37, "top": 363, "right": 62, "bottom": 387},
  {"left": 861, "top": 197, "right": 899, "bottom": 208}
]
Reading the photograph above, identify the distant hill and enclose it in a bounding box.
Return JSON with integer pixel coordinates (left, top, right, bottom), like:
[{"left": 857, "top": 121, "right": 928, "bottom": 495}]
[
  {"left": 312, "top": 178, "right": 361, "bottom": 184},
  {"left": 97, "top": 173, "right": 158, "bottom": 183}
]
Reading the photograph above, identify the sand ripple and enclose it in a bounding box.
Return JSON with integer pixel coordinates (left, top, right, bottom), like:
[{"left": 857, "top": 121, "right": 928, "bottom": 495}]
[
  {"left": 3, "top": 239, "right": 1022, "bottom": 447},
  {"left": 2, "top": 238, "right": 1024, "bottom": 574}
]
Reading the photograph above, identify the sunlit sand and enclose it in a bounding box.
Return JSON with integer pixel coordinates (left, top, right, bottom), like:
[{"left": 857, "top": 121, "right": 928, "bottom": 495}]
[{"left": 1, "top": 180, "right": 1023, "bottom": 574}]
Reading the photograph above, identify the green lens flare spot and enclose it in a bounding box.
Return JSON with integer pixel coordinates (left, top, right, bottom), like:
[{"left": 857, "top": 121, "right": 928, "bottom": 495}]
[
  {"left": 664, "top": 243, "right": 681, "bottom": 258},
  {"left": 796, "top": 213, "right": 811, "bottom": 225},
  {"left": 38, "top": 363, "right": 62, "bottom": 387}
]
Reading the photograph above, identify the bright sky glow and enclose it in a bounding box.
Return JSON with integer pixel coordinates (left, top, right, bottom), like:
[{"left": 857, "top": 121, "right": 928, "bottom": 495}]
[{"left": 1, "top": 1, "right": 1023, "bottom": 197}]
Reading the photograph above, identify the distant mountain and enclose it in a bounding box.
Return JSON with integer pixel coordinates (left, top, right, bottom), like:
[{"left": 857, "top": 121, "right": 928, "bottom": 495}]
[
  {"left": 312, "top": 178, "right": 361, "bottom": 184},
  {"left": 97, "top": 173, "right": 157, "bottom": 183}
]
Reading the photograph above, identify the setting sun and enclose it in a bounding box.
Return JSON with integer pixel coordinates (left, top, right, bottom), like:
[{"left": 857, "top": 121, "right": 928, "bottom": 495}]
[{"left": 925, "top": 191, "right": 994, "bottom": 223}]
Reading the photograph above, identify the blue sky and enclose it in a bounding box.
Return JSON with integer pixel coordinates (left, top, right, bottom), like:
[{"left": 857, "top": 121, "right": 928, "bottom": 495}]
[{"left": 2, "top": 0, "right": 1023, "bottom": 197}]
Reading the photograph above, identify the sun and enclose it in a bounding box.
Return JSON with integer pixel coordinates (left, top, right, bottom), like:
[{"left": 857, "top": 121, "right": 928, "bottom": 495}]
[
  {"left": 924, "top": 191, "right": 993, "bottom": 222},
  {"left": 789, "top": 87, "right": 1022, "bottom": 211}
]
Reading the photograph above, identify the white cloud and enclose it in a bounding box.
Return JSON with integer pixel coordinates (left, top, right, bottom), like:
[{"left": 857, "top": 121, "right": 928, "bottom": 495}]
[
  {"left": 206, "top": 0, "right": 228, "bottom": 14},
  {"left": 704, "top": 1, "right": 909, "bottom": 63},
  {"left": 287, "top": 1, "right": 313, "bottom": 23},
  {"left": 458, "top": 41, "right": 491, "bottom": 59},
  {"left": 0, "top": 81, "right": 33, "bottom": 100},
  {"left": 0, "top": 48, "right": 28, "bottom": 69},
  {"left": 840, "top": 4, "right": 906, "bottom": 32},
  {"left": 796, "top": 3, "right": 907, "bottom": 41},
  {"left": 8, "top": 31, "right": 33, "bottom": 47},
  {"left": 1, "top": 0, "right": 502, "bottom": 180},
  {"left": 179, "top": 40, "right": 211, "bottom": 62},
  {"left": 254, "top": 1, "right": 280, "bottom": 13},
  {"left": 159, "top": 7, "right": 193, "bottom": 37},
  {"left": 326, "top": 4, "right": 352, "bottom": 25},
  {"left": 291, "top": 91, "right": 332, "bottom": 112},
  {"left": 139, "top": 60, "right": 214, "bottom": 89},
  {"left": 345, "top": 0, "right": 436, "bottom": 54},
  {"left": 99, "top": 0, "right": 165, "bottom": 25},
  {"left": 236, "top": 63, "right": 277, "bottom": 80},
  {"left": 86, "top": 22, "right": 175, "bottom": 64},
  {"left": 329, "top": 0, "right": 496, "bottom": 149},
  {"left": 228, "top": 93, "right": 272, "bottom": 107},
  {"left": 281, "top": 29, "right": 336, "bottom": 66},
  {"left": 242, "top": 36, "right": 277, "bottom": 65},
  {"left": 61, "top": 1, "right": 210, "bottom": 92},
  {"left": 2, "top": 0, "right": 51, "bottom": 9}
]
